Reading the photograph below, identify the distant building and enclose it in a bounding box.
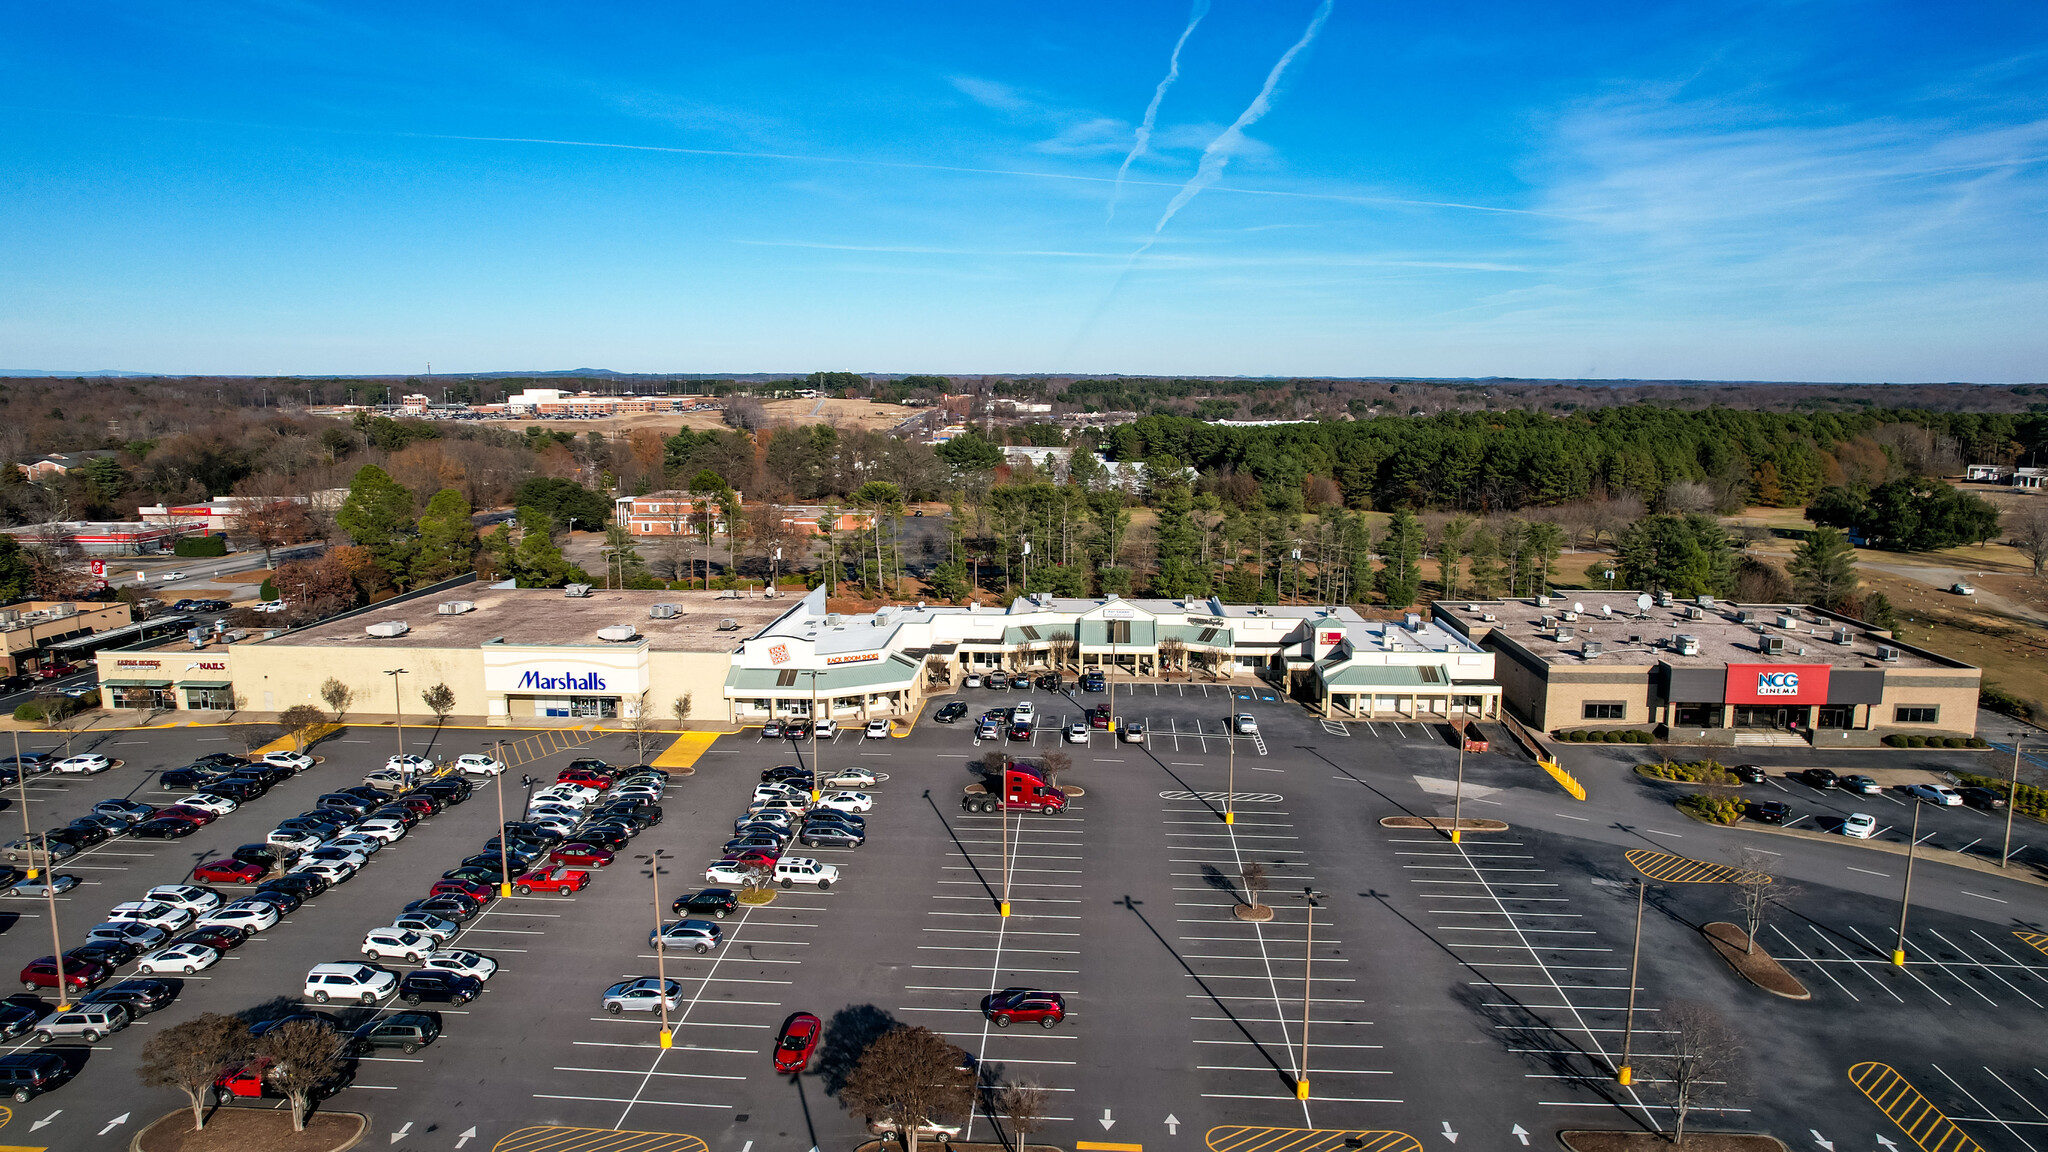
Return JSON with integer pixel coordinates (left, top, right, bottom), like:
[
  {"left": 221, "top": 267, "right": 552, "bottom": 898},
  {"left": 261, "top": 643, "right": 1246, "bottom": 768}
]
[
  {"left": 3, "top": 521, "right": 187, "bottom": 555},
  {"left": 1001, "top": 446, "right": 1072, "bottom": 476},
  {"left": 613, "top": 493, "right": 870, "bottom": 538},
  {"left": 400, "top": 393, "right": 431, "bottom": 416},
  {"left": 1965, "top": 464, "right": 2012, "bottom": 482},
  {"left": 16, "top": 450, "right": 120, "bottom": 481},
  {"left": 1963, "top": 463, "right": 2043, "bottom": 491},
  {"left": 2015, "top": 468, "right": 2046, "bottom": 492},
  {"left": 138, "top": 492, "right": 341, "bottom": 534},
  {"left": 505, "top": 389, "right": 684, "bottom": 418}
]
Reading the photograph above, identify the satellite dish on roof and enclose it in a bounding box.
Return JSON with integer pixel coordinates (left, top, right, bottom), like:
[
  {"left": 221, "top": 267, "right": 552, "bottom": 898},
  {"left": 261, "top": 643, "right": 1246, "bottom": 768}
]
[
  {"left": 1601, "top": 604, "right": 1613, "bottom": 617},
  {"left": 1572, "top": 602, "right": 1584, "bottom": 614},
  {"left": 1636, "top": 593, "right": 1653, "bottom": 610}
]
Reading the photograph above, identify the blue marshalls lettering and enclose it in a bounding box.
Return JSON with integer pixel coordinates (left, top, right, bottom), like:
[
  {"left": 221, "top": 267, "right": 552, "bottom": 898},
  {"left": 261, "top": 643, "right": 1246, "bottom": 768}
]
[{"left": 517, "top": 670, "right": 608, "bottom": 691}]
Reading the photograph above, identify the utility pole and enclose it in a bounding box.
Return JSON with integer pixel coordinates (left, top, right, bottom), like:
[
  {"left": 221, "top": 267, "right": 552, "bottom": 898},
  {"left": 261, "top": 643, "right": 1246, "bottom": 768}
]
[
  {"left": 1894, "top": 801, "right": 1922, "bottom": 966},
  {"left": 492, "top": 740, "right": 512, "bottom": 898},
  {"left": 1293, "top": 887, "right": 1326, "bottom": 1101},
  {"left": 639, "top": 849, "right": 675, "bottom": 1049},
  {"left": 1617, "top": 879, "right": 1645, "bottom": 1085},
  {"left": 384, "top": 669, "right": 409, "bottom": 786}
]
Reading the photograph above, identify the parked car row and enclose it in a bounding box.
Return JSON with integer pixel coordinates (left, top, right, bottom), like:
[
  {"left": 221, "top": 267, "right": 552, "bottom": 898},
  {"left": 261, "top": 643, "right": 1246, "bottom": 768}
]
[{"left": 761, "top": 717, "right": 891, "bottom": 740}]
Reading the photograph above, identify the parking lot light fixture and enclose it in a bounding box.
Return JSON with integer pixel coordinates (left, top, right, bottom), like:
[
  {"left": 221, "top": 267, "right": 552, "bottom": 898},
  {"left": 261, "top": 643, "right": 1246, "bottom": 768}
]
[
  {"left": 802, "top": 670, "right": 824, "bottom": 803},
  {"left": 1451, "top": 735, "right": 1468, "bottom": 844},
  {"left": 43, "top": 829, "right": 68, "bottom": 1010},
  {"left": 1894, "top": 801, "right": 1921, "bottom": 967},
  {"left": 1292, "top": 887, "right": 1326, "bottom": 1101},
  {"left": 639, "top": 849, "right": 675, "bottom": 1048},
  {"left": 491, "top": 739, "right": 513, "bottom": 898},
  {"left": 1225, "top": 718, "right": 1236, "bottom": 825},
  {"left": 1000, "top": 771, "right": 1012, "bottom": 918}
]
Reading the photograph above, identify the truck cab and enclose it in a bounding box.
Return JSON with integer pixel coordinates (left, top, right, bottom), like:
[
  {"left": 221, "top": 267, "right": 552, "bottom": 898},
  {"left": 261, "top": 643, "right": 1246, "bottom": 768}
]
[{"left": 963, "top": 760, "right": 1068, "bottom": 814}]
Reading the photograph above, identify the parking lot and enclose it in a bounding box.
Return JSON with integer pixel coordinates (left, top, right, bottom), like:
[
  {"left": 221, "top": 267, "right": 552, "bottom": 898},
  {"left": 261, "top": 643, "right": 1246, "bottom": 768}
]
[{"left": 0, "top": 680, "right": 2041, "bottom": 1151}]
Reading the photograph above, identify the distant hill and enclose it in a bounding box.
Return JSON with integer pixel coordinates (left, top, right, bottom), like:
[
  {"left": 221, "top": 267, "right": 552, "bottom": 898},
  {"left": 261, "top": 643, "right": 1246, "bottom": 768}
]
[{"left": 0, "top": 369, "right": 154, "bottom": 377}]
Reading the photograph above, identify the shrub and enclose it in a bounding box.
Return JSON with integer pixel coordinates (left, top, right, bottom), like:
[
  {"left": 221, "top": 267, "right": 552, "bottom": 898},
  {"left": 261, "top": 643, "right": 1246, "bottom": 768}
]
[
  {"left": 259, "top": 578, "right": 278, "bottom": 600},
  {"left": 1945, "top": 737, "right": 1966, "bottom": 749},
  {"left": 1884, "top": 734, "right": 1906, "bottom": 747},
  {"left": 1907, "top": 735, "right": 1926, "bottom": 748},
  {"left": 1603, "top": 730, "right": 1622, "bottom": 743},
  {"left": 12, "top": 702, "right": 40, "bottom": 722},
  {"left": 1969, "top": 737, "right": 1989, "bottom": 748},
  {"left": 1562, "top": 730, "right": 1580, "bottom": 741},
  {"left": 1678, "top": 792, "right": 1743, "bottom": 825},
  {"left": 1956, "top": 772, "right": 2048, "bottom": 821},
  {"left": 1980, "top": 681, "right": 2034, "bottom": 721},
  {"left": 1636, "top": 759, "right": 1740, "bottom": 786},
  {"left": 174, "top": 535, "right": 228, "bottom": 558}
]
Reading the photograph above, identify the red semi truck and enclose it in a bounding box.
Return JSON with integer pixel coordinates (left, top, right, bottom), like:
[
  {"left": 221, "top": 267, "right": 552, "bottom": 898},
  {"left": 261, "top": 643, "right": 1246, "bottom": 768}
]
[{"left": 961, "top": 760, "right": 1068, "bottom": 814}]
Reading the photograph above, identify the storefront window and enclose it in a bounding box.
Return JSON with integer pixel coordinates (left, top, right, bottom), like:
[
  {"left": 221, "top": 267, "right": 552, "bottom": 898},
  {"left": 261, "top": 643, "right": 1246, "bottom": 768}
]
[
  {"left": 1673, "top": 703, "right": 1724, "bottom": 728},
  {"left": 185, "top": 687, "right": 235, "bottom": 710},
  {"left": 1816, "top": 705, "right": 1855, "bottom": 729},
  {"left": 1732, "top": 705, "right": 1805, "bottom": 728}
]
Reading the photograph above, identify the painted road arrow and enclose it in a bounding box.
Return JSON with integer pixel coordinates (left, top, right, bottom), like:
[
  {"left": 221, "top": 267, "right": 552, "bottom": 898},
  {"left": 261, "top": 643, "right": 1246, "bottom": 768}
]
[
  {"left": 1812, "top": 1132, "right": 1834, "bottom": 1151},
  {"left": 456, "top": 1129, "right": 478, "bottom": 1150},
  {"left": 1442, "top": 1122, "right": 1460, "bottom": 1144},
  {"left": 1101, "top": 1109, "right": 1116, "bottom": 1131},
  {"left": 391, "top": 1121, "right": 413, "bottom": 1144},
  {"left": 1166, "top": 1115, "right": 1180, "bottom": 1136},
  {"left": 1512, "top": 1126, "right": 1530, "bottom": 1146},
  {"left": 1876, "top": 1139, "right": 1898, "bottom": 1152},
  {"left": 31, "top": 1110, "right": 60, "bottom": 1131},
  {"left": 100, "top": 1112, "right": 130, "bottom": 1136}
]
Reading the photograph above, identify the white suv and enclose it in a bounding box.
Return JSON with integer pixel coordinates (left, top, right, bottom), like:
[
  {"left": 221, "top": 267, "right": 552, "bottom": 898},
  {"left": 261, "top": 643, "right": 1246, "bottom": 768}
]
[
  {"left": 457, "top": 754, "right": 505, "bottom": 776},
  {"left": 362, "top": 927, "right": 437, "bottom": 963},
  {"left": 262, "top": 751, "right": 315, "bottom": 770},
  {"left": 144, "top": 885, "right": 224, "bottom": 914},
  {"left": 774, "top": 857, "right": 840, "bottom": 890},
  {"left": 304, "top": 962, "right": 396, "bottom": 1005},
  {"left": 1012, "top": 701, "right": 1035, "bottom": 723},
  {"left": 108, "top": 901, "right": 193, "bottom": 931}
]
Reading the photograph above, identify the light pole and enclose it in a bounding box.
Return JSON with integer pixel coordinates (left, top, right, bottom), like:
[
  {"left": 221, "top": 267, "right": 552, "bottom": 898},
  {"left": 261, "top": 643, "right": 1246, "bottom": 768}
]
[
  {"left": 44, "top": 828, "right": 69, "bottom": 1010},
  {"left": 2003, "top": 732, "right": 2024, "bottom": 869},
  {"left": 1894, "top": 801, "right": 1922, "bottom": 966},
  {"left": 999, "top": 773, "right": 1012, "bottom": 919},
  {"left": 801, "top": 669, "right": 824, "bottom": 803},
  {"left": 1225, "top": 717, "right": 1236, "bottom": 825},
  {"left": 1292, "top": 887, "right": 1325, "bottom": 1101},
  {"left": 384, "top": 669, "right": 409, "bottom": 787},
  {"left": 491, "top": 740, "right": 513, "bottom": 898},
  {"left": 1617, "top": 878, "right": 1645, "bottom": 1085},
  {"left": 639, "top": 849, "right": 675, "bottom": 1049},
  {"left": 1450, "top": 734, "right": 1468, "bottom": 844},
  {"left": 13, "top": 730, "right": 37, "bottom": 880}
]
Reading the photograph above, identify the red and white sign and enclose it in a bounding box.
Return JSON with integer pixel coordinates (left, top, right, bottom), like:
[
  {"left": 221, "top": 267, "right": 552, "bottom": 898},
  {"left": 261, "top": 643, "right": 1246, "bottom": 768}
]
[
  {"left": 1724, "top": 664, "right": 1830, "bottom": 705},
  {"left": 89, "top": 559, "right": 105, "bottom": 577},
  {"left": 1319, "top": 631, "right": 1344, "bottom": 646},
  {"left": 768, "top": 644, "right": 790, "bottom": 666},
  {"left": 826, "top": 652, "right": 879, "bottom": 665}
]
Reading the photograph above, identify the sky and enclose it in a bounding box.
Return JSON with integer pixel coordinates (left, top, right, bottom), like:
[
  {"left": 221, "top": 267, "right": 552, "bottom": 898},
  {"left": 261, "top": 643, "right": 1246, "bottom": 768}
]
[{"left": 2, "top": 1, "right": 2045, "bottom": 381}]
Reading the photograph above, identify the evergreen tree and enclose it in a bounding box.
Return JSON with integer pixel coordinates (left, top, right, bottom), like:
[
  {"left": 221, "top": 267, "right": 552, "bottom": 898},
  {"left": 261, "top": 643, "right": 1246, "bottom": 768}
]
[
  {"left": 1615, "top": 514, "right": 1737, "bottom": 598},
  {"left": 1374, "top": 510, "right": 1424, "bottom": 607},
  {"left": 1522, "top": 520, "right": 1566, "bottom": 596},
  {"left": 412, "top": 488, "right": 479, "bottom": 585},
  {"left": 336, "top": 465, "right": 418, "bottom": 587},
  {"left": 504, "top": 511, "right": 590, "bottom": 588},
  {"left": 1787, "top": 526, "right": 1859, "bottom": 610},
  {"left": 1438, "top": 515, "right": 1472, "bottom": 599},
  {"left": 1467, "top": 528, "right": 1502, "bottom": 599},
  {"left": 1150, "top": 471, "right": 1208, "bottom": 597}
]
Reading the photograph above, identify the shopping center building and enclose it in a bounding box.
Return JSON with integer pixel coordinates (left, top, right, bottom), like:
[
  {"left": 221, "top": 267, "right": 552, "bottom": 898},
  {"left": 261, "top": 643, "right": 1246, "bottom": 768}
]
[{"left": 1430, "top": 593, "right": 1981, "bottom": 745}]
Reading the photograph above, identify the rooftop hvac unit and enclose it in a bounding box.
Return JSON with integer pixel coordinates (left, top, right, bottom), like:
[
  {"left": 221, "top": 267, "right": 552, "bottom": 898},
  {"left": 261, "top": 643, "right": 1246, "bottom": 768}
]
[
  {"left": 186, "top": 627, "right": 207, "bottom": 648},
  {"left": 563, "top": 584, "right": 592, "bottom": 598},
  {"left": 1778, "top": 613, "right": 1800, "bottom": 628},
  {"left": 1684, "top": 605, "right": 1706, "bottom": 620},
  {"left": 1833, "top": 627, "right": 1854, "bottom": 644},
  {"left": 50, "top": 603, "right": 75, "bottom": 618},
  {"left": 1761, "top": 635, "right": 1786, "bottom": 655},
  {"left": 1560, "top": 611, "right": 1579, "bottom": 622},
  {"left": 1404, "top": 612, "right": 1422, "bottom": 630},
  {"left": 1878, "top": 645, "right": 1901, "bottom": 662},
  {"left": 437, "top": 600, "right": 476, "bottom": 615},
  {"left": 1736, "top": 610, "right": 1756, "bottom": 624},
  {"left": 717, "top": 618, "right": 740, "bottom": 631},
  {"left": 1582, "top": 641, "right": 1605, "bottom": 658},
  {"left": 1540, "top": 615, "right": 1557, "bottom": 631},
  {"left": 1554, "top": 626, "right": 1575, "bottom": 642},
  {"left": 1656, "top": 591, "right": 1674, "bottom": 608},
  {"left": 365, "top": 620, "right": 410, "bottom": 638},
  {"left": 648, "top": 603, "right": 680, "bottom": 620},
  {"left": 1676, "top": 633, "right": 1701, "bottom": 656},
  {"left": 597, "top": 625, "right": 638, "bottom": 642},
  {"left": 1480, "top": 613, "right": 1497, "bottom": 623},
  {"left": 1536, "top": 594, "right": 1553, "bottom": 607},
  {"left": 0, "top": 610, "right": 17, "bottom": 623},
  {"left": 1697, "top": 595, "right": 1716, "bottom": 608}
]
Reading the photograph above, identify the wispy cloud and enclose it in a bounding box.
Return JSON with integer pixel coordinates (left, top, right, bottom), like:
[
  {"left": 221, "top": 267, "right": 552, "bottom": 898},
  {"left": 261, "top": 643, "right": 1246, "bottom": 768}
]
[{"left": 1110, "top": 0, "right": 1211, "bottom": 221}]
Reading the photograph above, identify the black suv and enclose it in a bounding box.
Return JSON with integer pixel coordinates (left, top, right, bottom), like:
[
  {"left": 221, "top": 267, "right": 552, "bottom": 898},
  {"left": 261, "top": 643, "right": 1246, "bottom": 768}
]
[
  {"left": 417, "top": 778, "right": 474, "bottom": 804},
  {"left": 83, "top": 978, "right": 176, "bottom": 1017},
  {"left": 1035, "top": 673, "right": 1063, "bottom": 691},
  {"left": 0, "top": 1051, "right": 71, "bottom": 1102},
  {"left": 1745, "top": 799, "right": 1792, "bottom": 825},
  {"left": 1730, "top": 764, "right": 1767, "bottom": 785},
  {"left": 1958, "top": 786, "right": 2007, "bottom": 812},
  {"left": 1798, "top": 768, "right": 1840, "bottom": 789},
  {"left": 673, "top": 888, "right": 738, "bottom": 919},
  {"left": 348, "top": 1011, "right": 441, "bottom": 1055},
  {"left": 399, "top": 971, "right": 481, "bottom": 1006},
  {"left": 233, "top": 843, "right": 298, "bottom": 869},
  {"left": 161, "top": 764, "right": 236, "bottom": 790},
  {"left": 934, "top": 701, "right": 969, "bottom": 723}
]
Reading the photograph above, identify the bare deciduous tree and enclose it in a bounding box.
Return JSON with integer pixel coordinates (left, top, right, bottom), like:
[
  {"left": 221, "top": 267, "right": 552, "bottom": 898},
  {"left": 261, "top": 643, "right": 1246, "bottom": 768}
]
[
  {"left": 278, "top": 704, "right": 328, "bottom": 752},
  {"left": 421, "top": 682, "right": 456, "bottom": 724},
  {"left": 252, "top": 1019, "right": 349, "bottom": 1132},
  {"left": 320, "top": 677, "right": 353, "bottom": 722},
  {"left": 1729, "top": 849, "right": 1797, "bottom": 956},
  {"left": 841, "top": 1024, "right": 977, "bottom": 1152},
  {"left": 629, "top": 691, "right": 659, "bottom": 763},
  {"left": 1036, "top": 751, "right": 1071, "bottom": 790},
  {"left": 672, "top": 693, "right": 693, "bottom": 725},
  {"left": 1157, "top": 636, "right": 1187, "bottom": 674},
  {"left": 1647, "top": 1000, "right": 1745, "bottom": 1144},
  {"left": 996, "top": 1079, "right": 1051, "bottom": 1148},
  {"left": 137, "top": 1012, "right": 250, "bottom": 1131},
  {"left": 2010, "top": 499, "right": 2048, "bottom": 578}
]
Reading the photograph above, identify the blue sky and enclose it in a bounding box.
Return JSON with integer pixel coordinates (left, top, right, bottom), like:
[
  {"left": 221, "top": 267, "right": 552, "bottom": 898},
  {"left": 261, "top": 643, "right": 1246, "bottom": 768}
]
[{"left": 2, "top": 1, "right": 2044, "bottom": 380}]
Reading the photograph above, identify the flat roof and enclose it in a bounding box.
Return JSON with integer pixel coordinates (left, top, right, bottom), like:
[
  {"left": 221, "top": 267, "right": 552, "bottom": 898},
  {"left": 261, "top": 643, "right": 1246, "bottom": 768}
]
[
  {"left": 1434, "top": 596, "right": 1967, "bottom": 672},
  {"left": 257, "top": 589, "right": 791, "bottom": 653}
]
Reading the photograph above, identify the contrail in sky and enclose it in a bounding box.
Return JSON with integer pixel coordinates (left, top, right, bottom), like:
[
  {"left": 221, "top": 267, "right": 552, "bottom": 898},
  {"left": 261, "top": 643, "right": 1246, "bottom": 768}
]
[
  {"left": 1108, "top": 0, "right": 1211, "bottom": 223},
  {"left": 1148, "top": 0, "right": 1335, "bottom": 243}
]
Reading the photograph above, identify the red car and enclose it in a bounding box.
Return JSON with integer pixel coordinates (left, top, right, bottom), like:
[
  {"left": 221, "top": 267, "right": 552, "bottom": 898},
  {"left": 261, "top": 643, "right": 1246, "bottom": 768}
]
[
  {"left": 155, "top": 805, "right": 218, "bottom": 826},
  {"left": 980, "top": 987, "right": 1066, "bottom": 1029},
  {"left": 21, "top": 956, "right": 106, "bottom": 991},
  {"left": 511, "top": 866, "right": 590, "bottom": 896},
  {"left": 430, "top": 877, "right": 495, "bottom": 902},
  {"left": 556, "top": 768, "right": 612, "bottom": 789},
  {"left": 194, "top": 859, "right": 267, "bottom": 884},
  {"left": 721, "top": 848, "right": 780, "bottom": 870},
  {"left": 214, "top": 1056, "right": 350, "bottom": 1103},
  {"left": 548, "top": 842, "right": 616, "bottom": 868},
  {"left": 773, "top": 1011, "right": 822, "bottom": 1073}
]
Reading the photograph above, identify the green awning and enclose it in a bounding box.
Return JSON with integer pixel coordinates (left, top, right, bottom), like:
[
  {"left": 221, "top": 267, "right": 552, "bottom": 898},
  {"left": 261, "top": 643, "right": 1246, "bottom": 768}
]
[
  {"left": 723, "top": 654, "right": 920, "bottom": 696},
  {"left": 178, "top": 680, "right": 233, "bottom": 689},
  {"left": 1315, "top": 664, "right": 1449, "bottom": 689},
  {"left": 101, "top": 679, "right": 172, "bottom": 687},
  {"left": 1076, "top": 619, "right": 1157, "bottom": 647},
  {"left": 1156, "top": 623, "right": 1235, "bottom": 648}
]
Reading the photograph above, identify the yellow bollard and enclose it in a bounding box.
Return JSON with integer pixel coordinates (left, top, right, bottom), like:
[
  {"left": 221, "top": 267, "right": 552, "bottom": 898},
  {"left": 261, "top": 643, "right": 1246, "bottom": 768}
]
[
  {"left": 1893, "top": 949, "right": 1907, "bottom": 967},
  {"left": 1224, "top": 811, "right": 1234, "bottom": 824},
  {"left": 501, "top": 882, "right": 513, "bottom": 898},
  {"left": 659, "top": 1029, "right": 674, "bottom": 1049},
  {"left": 1617, "top": 1065, "right": 1632, "bottom": 1086},
  {"left": 1450, "top": 828, "right": 1462, "bottom": 844},
  {"left": 1295, "top": 1078, "right": 1310, "bottom": 1101},
  {"left": 1000, "top": 901, "right": 1011, "bottom": 918}
]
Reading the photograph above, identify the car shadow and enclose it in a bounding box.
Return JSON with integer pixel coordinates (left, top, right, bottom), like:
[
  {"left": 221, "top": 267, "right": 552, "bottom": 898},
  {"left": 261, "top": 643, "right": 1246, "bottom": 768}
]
[{"left": 815, "top": 1003, "right": 899, "bottom": 1097}]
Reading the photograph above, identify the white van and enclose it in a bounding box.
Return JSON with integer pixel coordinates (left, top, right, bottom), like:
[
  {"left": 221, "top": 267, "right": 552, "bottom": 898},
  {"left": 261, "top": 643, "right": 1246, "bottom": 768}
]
[{"left": 304, "top": 962, "right": 397, "bottom": 1005}]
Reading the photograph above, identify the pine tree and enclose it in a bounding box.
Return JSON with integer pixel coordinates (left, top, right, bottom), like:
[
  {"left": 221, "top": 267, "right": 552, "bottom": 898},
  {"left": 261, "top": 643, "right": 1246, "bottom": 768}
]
[
  {"left": 412, "top": 488, "right": 479, "bottom": 585},
  {"left": 1787, "top": 526, "right": 1858, "bottom": 610},
  {"left": 1374, "top": 510, "right": 1424, "bottom": 607},
  {"left": 336, "top": 465, "right": 418, "bottom": 587},
  {"left": 1438, "top": 515, "right": 1472, "bottom": 599}
]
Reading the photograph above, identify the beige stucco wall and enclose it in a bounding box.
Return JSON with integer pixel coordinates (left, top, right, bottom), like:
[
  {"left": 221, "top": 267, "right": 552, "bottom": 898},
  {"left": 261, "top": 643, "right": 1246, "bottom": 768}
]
[{"left": 229, "top": 644, "right": 484, "bottom": 717}]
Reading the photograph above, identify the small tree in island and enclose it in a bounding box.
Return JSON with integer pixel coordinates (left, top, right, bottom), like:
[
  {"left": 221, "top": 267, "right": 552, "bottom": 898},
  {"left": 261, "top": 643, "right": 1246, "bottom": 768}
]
[
  {"left": 842, "top": 1024, "right": 976, "bottom": 1152},
  {"left": 277, "top": 704, "right": 329, "bottom": 753},
  {"left": 252, "top": 1018, "right": 350, "bottom": 1132},
  {"left": 136, "top": 1012, "right": 250, "bottom": 1131}
]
